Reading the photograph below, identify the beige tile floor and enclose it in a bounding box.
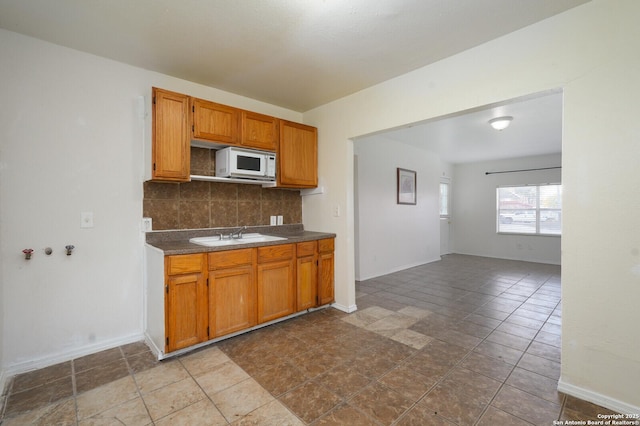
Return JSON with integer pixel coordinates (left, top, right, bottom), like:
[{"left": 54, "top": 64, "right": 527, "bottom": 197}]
[{"left": 0, "top": 254, "right": 621, "bottom": 425}]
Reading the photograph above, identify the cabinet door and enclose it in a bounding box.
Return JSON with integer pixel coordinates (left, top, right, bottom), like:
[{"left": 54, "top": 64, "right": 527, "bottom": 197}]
[
  {"left": 242, "top": 111, "right": 278, "bottom": 151},
  {"left": 296, "top": 241, "right": 318, "bottom": 311},
  {"left": 191, "top": 98, "right": 240, "bottom": 144},
  {"left": 152, "top": 88, "right": 190, "bottom": 182},
  {"left": 278, "top": 120, "right": 318, "bottom": 188},
  {"left": 318, "top": 239, "right": 335, "bottom": 306},
  {"left": 210, "top": 265, "right": 256, "bottom": 337},
  {"left": 297, "top": 255, "right": 317, "bottom": 311},
  {"left": 257, "top": 259, "right": 295, "bottom": 323},
  {"left": 165, "top": 272, "right": 208, "bottom": 352}
]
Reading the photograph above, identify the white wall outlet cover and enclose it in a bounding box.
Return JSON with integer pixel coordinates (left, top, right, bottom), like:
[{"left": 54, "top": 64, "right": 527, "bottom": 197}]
[
  {"left": 142, "top": 217, "right": 152, "bottom": 232},
  {"left": 270, "top": 216, "right": 277, "bottom": 226},
  {"left": 277, "top": 215, "right": 283, "bottom": 225}
]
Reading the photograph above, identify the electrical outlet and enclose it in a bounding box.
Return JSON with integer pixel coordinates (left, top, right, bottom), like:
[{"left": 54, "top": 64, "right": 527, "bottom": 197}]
[
  {"left": 81, "top": 212, "right": 94, "bottom": 228},
  {"left": 270, "top": 216, "right": 277, "bottom": 226},
  {"left": 141, "top": 217, "right": 152, "bottom": 232},
  {"left": 277, "top": 215, "right": 283, "bottom": 225},
  {"left": 333, "top": 204, "right": 341, "bottom": 217}
]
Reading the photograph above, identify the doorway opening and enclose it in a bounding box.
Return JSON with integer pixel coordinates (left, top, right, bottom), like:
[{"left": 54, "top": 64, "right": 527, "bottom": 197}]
[{"left": 352, "top": 89, "right": 563, "bottom": 281}]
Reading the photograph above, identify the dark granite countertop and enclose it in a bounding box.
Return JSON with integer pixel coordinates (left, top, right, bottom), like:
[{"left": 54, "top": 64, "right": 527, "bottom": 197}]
[{"left": 145, "top": 224, "right": 336, "bottom": 255}]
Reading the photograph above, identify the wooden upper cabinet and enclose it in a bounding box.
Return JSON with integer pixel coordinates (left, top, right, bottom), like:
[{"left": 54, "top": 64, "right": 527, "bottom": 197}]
[
  {"left": 241, "top": 111, "right": 278, "bottom": 151},
  {"left": 152, "top": 87, "right": 190, "bottom": 182},
  {"left": 191, "top": 98, "right": 240, "bottom": 145},
  {"left": 151, "top": 88, "right": 320, "bottom": 187},
  {"left": 278, "top": 120, "right": 318, "bottom": 188}
]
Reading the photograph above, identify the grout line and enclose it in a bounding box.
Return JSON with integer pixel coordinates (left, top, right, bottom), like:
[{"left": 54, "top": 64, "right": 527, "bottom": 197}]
[
  {"left": 70, "top": 359, "right": 79, "bottom": 425},
  {"left": 0, "top": 375, "right": 13, "bottom": 423},
  {"left": 473, "top": 275, "right": 562, "bottom": 425},
  {"left": 174, "top": 355, "right": 232, "bottom": 425},
  {"left": 120, "top": 346, "right": 156, "bottom": 424},
  {"left": 359, "top": 267, "right": 562, "bottom": 425}
]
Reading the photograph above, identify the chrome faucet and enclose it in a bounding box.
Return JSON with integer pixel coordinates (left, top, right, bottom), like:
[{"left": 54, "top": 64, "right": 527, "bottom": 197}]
[{"left": 229, "top": 226, "right": 247, "bottom": 239}]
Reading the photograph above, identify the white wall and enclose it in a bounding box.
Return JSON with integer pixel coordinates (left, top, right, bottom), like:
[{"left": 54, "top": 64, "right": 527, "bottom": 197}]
[
  {"left": 303, "top": 0, "right": 640, "bottom": 413},
  {"left": 453, "top": 154, "right": 561, "bottom": 264},
  {"left": 353, "top": 136, "right": 442, "bottom": 281},
  {"left": 0, "top": 29, "right": 301, "bottom": 378}
]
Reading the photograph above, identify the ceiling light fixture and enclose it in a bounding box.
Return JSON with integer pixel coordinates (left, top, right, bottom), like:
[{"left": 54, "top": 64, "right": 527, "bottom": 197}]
[{"left": 488, "top": 116, "right": 513, "bottom": 131}]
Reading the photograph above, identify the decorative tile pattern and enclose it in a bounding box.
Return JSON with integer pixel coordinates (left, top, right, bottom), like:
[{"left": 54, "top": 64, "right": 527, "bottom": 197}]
[{"left": 143, "top": 153, "right": 303, "bottom": 230}]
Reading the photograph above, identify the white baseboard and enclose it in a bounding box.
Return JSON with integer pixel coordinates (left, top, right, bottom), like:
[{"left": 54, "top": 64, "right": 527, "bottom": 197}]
[
  {"left": 558, "top": 378, "right": 640, "bottom": 415},
  {"left": 453, "top": 250, "right": 561, "bottom": 266},
  {"left": 0, "top": 368, "right": 7, "bottom": 397},
  {"left": 331, "top": 303, "right": 357, "bottom": 313},
  {"left": 356, "top": 257, "right": 441, "bottom": 281},
  {"left": 3, "top": 332, "right": 145, "bottom": 379},
  {"left": 144, "top": 333, "right": 164, "bottom": 361}
]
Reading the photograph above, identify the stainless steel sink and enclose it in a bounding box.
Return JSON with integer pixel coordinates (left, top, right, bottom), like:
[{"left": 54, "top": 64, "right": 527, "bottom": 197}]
[{"left": 189, "top": 233, "right": 287, "bottom": 247}]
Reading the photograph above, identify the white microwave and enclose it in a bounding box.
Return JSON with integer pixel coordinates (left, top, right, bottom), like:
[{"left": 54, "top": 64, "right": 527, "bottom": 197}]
[{"left": 215, "top": 147, "right": 276, "bottom": 180}]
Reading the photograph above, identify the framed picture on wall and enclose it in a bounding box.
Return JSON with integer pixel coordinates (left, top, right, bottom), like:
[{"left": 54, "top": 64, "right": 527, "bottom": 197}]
[{"left": 397, "top": 168, "right": 417, "bottom": 205}]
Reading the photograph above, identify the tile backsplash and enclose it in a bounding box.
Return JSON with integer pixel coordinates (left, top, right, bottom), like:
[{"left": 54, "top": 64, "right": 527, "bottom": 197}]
[{"left": 143, "top": 147, "right": 302, "bottom": 230}]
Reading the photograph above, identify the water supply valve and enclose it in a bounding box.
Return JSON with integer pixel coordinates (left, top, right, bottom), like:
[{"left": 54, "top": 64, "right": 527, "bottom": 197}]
[
  {"left": 65, "top": 245, "right": 75, "bottom": 256},
  {"left": 22, "top": 248, "right": 34, "bottom": 260}
]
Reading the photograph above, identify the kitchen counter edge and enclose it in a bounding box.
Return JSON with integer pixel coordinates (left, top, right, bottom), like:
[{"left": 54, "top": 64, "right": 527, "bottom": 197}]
[{"left": 145, "top": 224, "right": 336, "bottom": 256}]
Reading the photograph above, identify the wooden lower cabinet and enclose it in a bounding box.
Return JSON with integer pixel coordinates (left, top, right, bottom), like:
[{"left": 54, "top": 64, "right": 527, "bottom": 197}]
[
  {"left": 165, "top": 254, "right": 208, "bottom": 352},
  {"left": 318, "top": 238, "right": 335, "bottom": 305},
  {"left": 296, "top": 241, "right": 318, "bottom": 310},
  {"left": 208, "top": 249, "right": 256, "bottom": 337},
  {"left": 161, "top": 238, "right": 334, "bottom": 354},
  {"left": 257, "top": 244, "right": 296, "bottom": 323}
]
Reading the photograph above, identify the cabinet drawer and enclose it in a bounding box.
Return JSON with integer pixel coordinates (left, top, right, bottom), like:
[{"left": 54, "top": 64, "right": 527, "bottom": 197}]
[
  {"left": 296, "top": 241, "right": 317, "bottom": 257},
  {"left": 257, "top": 244, "right": 294, "bottom": 263},
  {"left": 166, "top": 254, "right": 204, "bottom": 275},
  {"left": 318, "top": 238, "right": 334, "bottom": 253},
  {"left": 208, "top": 248, "right": 254, "bottom": 270}
]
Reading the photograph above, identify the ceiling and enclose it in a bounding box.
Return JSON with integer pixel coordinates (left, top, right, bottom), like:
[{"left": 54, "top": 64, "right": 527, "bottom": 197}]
[
  {"left": 0, "top": 0, "right": 587, "bottom": 112},
  {"left": 0, "top": 0, "right": 579, "bottom": 163},
  {"left": 371, "top": 90, "right": 564, "bottom": 164}
]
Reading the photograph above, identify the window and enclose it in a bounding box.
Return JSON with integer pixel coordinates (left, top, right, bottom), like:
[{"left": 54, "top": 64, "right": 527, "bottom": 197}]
[
  {"left": 497, "top": 184, "right": 562, "bottom": 235},
  {"left": 440, "top": 182, "right": 450, "bottom": 217}
]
